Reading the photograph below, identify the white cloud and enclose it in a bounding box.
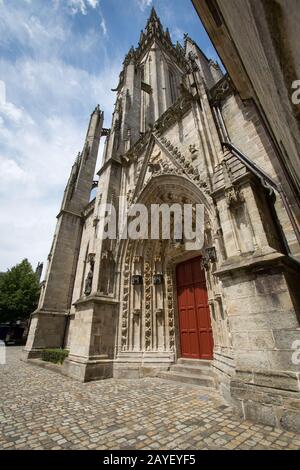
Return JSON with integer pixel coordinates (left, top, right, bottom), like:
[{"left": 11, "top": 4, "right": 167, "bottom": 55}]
[
  {"left": 0, "top": 60, "right": 119, "bottom": 270},
  {"left": 0, "top": 1, "right": 120, "bottom": 271},
  {"left": 0, "top": 81, "right": 5, "bottom": 104},
  {"left": 67, "top": 0, "right": 99, "bottom": 15},
  {"left": 100, "top": 13, "right": 107, "bottom": 36},
  {"left": 87, "top": 0, "right": 98, "bottom": 7},
  {"left": 171, "top": 26, "right": 184, "bottom": 43},
  {"left": 0, "top": 158, "right": 32, "bottom": 185},
  {"left": 0, "top": 2, "right": 67, "bottom": 56},
  {"left": 136, "top": 0, "right": 152, "bottom": 11},
  {"left": 0, "top": 93, "right": 27, "bottom": 124}
]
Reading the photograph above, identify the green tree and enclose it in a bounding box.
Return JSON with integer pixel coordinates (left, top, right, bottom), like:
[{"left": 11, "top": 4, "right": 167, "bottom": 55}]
[{"left": 0, "top": 259, "right": 40, "bottom": 323}]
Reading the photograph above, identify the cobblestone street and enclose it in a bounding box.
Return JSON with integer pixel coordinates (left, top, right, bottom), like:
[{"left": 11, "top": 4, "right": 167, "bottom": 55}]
[{"left": 0, "top": 347, "right": 299, "bottom": 450}]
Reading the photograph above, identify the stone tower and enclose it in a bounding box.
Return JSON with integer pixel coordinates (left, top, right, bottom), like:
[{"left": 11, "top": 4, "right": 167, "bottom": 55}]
[
  {"left": 24, "top": 106, "right": 104, "bottom": 356},
  {"left": 24, "top": 8, "right": 300, "bottom": 432}
]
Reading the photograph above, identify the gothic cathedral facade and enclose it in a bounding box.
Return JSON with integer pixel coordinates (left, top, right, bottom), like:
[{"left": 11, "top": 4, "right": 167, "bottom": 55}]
[{"left": 24, "top": 9, "right": 300, "bottom": 432}]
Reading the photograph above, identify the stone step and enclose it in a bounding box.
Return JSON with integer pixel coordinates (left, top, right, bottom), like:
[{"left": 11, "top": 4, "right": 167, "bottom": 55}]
[
  {"left": 176, "top": 358, "right": 211, "bottom": 368},
  {"left": 158, "top": 370, "right": 215, "bottom": 388},
  {"left": 170, "top": 364, "right": 212, "bottom": 376}
]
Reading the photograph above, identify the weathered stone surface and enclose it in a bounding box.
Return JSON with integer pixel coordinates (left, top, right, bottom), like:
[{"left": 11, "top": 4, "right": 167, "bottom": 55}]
[
  {"left": 273, "top": 329, "right": 300, "bottom": 349},
  {"left": 243, "top": 401, "right": 277, "bottom": 427},
  {"left": 280, "top": 411, "right": 300, "bottom": 434}
]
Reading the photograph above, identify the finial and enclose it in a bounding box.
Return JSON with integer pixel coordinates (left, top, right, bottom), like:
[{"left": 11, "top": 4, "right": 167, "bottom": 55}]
[
  {"left": 150, "top": 6, "right": 157, "bottom": 18},
  {"left": 93, "top": 104, "right": 100, "bottom": 114}
]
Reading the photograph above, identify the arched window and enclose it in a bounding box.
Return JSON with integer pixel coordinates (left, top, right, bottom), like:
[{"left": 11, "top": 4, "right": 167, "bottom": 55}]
[{"left": 169, "top": 68, "right": 177, "bottom": 104}]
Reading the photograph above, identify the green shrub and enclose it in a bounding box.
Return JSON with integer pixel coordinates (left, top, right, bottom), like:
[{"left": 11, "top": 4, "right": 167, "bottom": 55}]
[{"left": 42, "top": 348, "right": 69, "bottom": 365}]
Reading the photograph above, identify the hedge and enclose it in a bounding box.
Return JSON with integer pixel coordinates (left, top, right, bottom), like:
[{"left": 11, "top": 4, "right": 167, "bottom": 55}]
[{"left": 41, "top": 348, "right": 69, "bottom": 365}]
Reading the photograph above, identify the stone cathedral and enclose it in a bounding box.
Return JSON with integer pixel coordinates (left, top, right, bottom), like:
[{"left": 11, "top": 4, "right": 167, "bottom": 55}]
[{"left": 24, "top": 9, "right": 300, "bottom": 432}]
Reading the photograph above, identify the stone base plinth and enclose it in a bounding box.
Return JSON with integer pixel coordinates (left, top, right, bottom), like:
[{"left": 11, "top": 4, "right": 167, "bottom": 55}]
[
  {"left": 113, "top": 351, "right": 175, "bottom": 379},
  {"left": 212, "top": 351, "right": 236, "bottom": 405},
  {"left": 62, "top": 354, "right": 113, "bottom": 382},
  {"left": 230, "top": 369, "right": 300, "bottom": 432},
  {"left": 23, "top": 309, "right": 68, "bottom": 359}
]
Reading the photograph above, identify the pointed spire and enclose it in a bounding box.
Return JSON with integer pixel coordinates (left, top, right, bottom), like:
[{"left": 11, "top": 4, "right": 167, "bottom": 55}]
[
  {"left": 144, "top": 5, "right": 163, "bottom": 37},
  {"left": 149, "top": 6, "right": 158, "bottom": 21},
  {"left": 164, "top": 27, "right": 171, "bottom": 43},
  {"left": 92, "top": 104, "right": 101, "bottom": 115},
  {"left": 139, "top": 29, "right": 145, "bottom": 44},
  {"left": 134, "top": 7, "right": 187, "bottom": 69}
]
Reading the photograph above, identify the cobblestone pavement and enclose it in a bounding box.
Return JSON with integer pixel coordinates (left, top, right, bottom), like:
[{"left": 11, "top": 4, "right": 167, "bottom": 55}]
[{"left": 0, "top": 347, "right": 299, "bottom": 450}]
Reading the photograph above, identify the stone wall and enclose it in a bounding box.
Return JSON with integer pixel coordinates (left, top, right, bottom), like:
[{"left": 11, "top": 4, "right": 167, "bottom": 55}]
[
  {"left": 221, "top": 93, "right": 299, "bottom": 256},
  {"left": 192, "top": 0, "right": 300, "bottom": 225}
]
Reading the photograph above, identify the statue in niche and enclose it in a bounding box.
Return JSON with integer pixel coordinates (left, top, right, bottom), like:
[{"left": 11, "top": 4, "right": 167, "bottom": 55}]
[
  {"left": 99, "top": 250, "right": 115, "bottom": 295},
  {"left": 84, "top": 253, "right": 95, "bottom": 296},
  {"left": 189, "top": 144, "right": 198, "bottom": 160}
]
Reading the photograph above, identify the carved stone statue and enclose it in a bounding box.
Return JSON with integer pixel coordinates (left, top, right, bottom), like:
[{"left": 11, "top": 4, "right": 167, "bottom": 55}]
[
  {"left": 84, "top": 253, "right": 95, "bottom": 296},
  {"left": 84, "top": 270, "right": 93, "bottom": 296}
]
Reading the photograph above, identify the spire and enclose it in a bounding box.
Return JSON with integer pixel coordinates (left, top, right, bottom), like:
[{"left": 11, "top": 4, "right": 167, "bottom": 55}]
[
  {"left": 133, "top": 7, "right": 187, "bottom": 69},
  {"left": 148, "top": 6, "right": 159, "bottom": 23},
  {"left": 144, "top": 6, "right": 163, "bottom": 37}
]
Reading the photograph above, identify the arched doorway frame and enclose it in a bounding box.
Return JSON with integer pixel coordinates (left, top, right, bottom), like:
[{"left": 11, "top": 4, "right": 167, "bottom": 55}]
[{"left": 115, "top": 173, "right": 223, "bottom": 366}]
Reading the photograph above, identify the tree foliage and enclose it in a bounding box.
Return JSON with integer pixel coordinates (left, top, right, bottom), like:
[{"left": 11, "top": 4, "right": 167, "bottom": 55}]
[{"left": 0, "top": 259, "right": 40, "bottom": 323}]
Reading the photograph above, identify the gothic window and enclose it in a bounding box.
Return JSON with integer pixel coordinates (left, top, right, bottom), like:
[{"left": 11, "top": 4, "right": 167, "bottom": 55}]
[
  {"left": 140, "top": 65, "right": 146, "bottom": 133},
  {"left": 169, "top": 68, "right": 177, "bottom": 104}
]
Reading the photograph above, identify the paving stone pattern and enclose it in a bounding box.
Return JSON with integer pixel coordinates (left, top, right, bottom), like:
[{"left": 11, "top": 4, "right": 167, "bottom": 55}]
[{"left": 0, "top": 348, "right": 299, "bottom": 450}]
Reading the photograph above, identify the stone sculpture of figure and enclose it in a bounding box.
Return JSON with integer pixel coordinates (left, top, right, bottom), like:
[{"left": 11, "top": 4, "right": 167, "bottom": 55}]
[
  {"left": 84, "top": 253, "right": 95, "bottom": 296},
  {"left": 84, "top": 270, "right": 93, "bottom": 296}
]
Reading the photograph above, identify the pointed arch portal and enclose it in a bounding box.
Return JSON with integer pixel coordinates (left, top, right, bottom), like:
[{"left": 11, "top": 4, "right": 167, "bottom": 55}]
[{"left": 116, "top": 173, "right": 216, "bottom": 363}]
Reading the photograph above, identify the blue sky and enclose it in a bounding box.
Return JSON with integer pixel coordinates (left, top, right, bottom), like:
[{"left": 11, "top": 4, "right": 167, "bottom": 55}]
[{"left": 0, "top": 0, "right": 221, "bottom": 272}]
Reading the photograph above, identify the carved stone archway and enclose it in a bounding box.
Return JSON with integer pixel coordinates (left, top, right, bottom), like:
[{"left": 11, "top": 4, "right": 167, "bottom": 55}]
[{"left": 113, "top": 174, "right": 228, "bottom": 378}]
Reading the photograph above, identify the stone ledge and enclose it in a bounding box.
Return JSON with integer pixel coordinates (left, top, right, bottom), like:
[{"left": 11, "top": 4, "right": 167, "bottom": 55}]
[
  {"left": 215, "top": 250, "right": 285, "bottom": 277},
  {"left": 30, "top": 308, "right": 69, "bottom": 318},
  {"left": 74, "top": 295, "right": 119, "bottom": 307},
  {"left": 235, "top": 368, "right": 300, "bottom": 392}
]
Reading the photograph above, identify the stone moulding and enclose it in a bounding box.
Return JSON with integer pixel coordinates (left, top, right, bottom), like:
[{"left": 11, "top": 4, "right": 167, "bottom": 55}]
[
  {"left": 153, "top": 91, "right": 194, "bottom": 136},
  {"left": 214, "top": 250, "right": 286, "bottom": 278},
  {"left": 166, "top": 268, "right": 175, "bottom": 350},
  {"left": 144, "top": 256, "right": 152, "bottom": 350},
  {"left": 121, "top": 92, "right": 194, "bottom": 166},
  {"left": 73, "top": 295, "right": 119, "bottom": 307},
  {"left": 121, "top": 241, "right": 133, "bottom": 350}
]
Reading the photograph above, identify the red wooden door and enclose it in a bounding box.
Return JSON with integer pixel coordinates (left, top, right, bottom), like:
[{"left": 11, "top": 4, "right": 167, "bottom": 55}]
[{"left": 176, "top": 257, "right": 213, "bottom": 360}]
